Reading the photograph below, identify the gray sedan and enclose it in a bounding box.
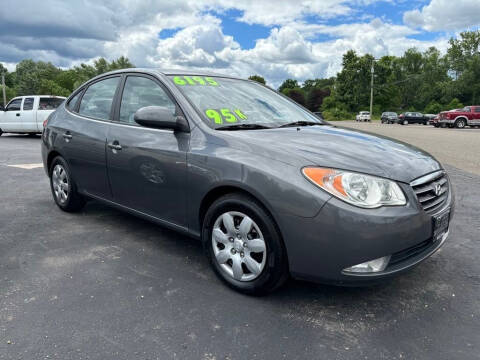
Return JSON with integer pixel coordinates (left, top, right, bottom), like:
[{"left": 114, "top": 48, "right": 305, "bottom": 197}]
[{"left": 41, "top": 69, "right": 454, "bottom": 294}]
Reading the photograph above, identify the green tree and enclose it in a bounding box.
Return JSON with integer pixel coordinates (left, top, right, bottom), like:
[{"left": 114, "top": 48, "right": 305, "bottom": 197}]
[
  {"left": 278, "top": 79, "right": 299, "bottom": 93},
  {"left": 446, "top": 98, "right": 464, "bottom": 110},
  {"left": 110, "top": 56, "right": 134, "bottom": 70},
  {"left": 306, "top": 87, "right": 330, "bottom": 112},
  {"left": 283, "top": 87, "right": 306, "bottom": 106},
  {"left": 424, "top": 101, "right": 443, "bottom": 114},
  {"left": 248, "top": 75, "right": 266, "bottom": 85},
  {"left": 38, "top": 79, "right": 71, "bottom": 97},
  {"left": 15, "top": 60, "right": 61, "bottom": 95}
]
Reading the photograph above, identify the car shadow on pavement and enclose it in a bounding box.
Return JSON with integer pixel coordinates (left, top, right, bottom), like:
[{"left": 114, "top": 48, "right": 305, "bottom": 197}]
[{"left": 80, "top": 200, "right": 416, "bottom": 305}]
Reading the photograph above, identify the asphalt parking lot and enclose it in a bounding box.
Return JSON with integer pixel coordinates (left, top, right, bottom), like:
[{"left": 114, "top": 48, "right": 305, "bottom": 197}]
[{"left": 0, "top": 129, "right": 479, "bottom": 360}]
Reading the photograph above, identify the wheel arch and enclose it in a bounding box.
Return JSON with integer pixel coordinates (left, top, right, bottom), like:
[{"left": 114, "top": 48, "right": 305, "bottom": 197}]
[
  {"left": 46, "top": 150, "right": 64, "bottom": 175},
  {"left": 199, "top": 184, "right": 274, "bottom": 231}
]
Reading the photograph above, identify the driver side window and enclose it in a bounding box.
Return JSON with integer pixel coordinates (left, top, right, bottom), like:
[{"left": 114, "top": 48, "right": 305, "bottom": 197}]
[
  {"left": 6, "top": 99, "right": 22, "bottom": 111},
  {"left": 119, "top": 76, "right": 176, "bottom": 124}
]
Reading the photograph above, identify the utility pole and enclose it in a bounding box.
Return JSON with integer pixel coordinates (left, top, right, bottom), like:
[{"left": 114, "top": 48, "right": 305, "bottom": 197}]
[
  {"left": 369, "top": 61, "right": 374, "bottom": 120},
  {"left": 1, "top": 74, "right": 5, "bottom": 108}
]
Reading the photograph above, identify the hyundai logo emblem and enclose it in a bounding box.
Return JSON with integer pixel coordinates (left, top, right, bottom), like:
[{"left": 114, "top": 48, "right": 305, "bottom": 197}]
[{"left": 434, "top": 183, "right": 442, "bottom": 196}]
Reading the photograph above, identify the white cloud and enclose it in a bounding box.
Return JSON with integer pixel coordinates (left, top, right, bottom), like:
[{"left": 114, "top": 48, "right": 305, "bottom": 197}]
[
  {"left": 151, "top": 21, "right": 239, "bottom": 68},
  {"left": 0, "top": 0, "right": 471, "bottom": 88},
  {"left": 213, "top": 0, "right": 353, "bottom": 26},
  {"left": 403, "top": 0, "right": 480, "bottom": 31}
]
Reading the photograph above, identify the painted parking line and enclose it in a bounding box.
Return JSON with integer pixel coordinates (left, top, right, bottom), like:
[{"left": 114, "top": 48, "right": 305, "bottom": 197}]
[{"left": 7, "top": 163, "right": 44, "bottom": 169}]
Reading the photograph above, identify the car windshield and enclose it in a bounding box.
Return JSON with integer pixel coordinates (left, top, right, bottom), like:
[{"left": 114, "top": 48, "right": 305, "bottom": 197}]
[{"left": 168, "top": 75, "right": 325, "bottom": 129}]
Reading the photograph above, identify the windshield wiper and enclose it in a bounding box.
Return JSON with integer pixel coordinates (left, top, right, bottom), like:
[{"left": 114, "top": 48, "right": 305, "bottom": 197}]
[
  {"left": 216, "top": 124, "right": 272, "bottom": 131},
  {"left": 278, "top": 121, "right": 324, "bottom": 128}
]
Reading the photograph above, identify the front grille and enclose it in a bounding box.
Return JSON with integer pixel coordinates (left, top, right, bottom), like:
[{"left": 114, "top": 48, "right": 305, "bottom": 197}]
[
  {"left": 388, "top": 238, "right": 435, "bottom": 267},
  {"left": 411, "top": 171, "right": 448, "bottom": 214}
]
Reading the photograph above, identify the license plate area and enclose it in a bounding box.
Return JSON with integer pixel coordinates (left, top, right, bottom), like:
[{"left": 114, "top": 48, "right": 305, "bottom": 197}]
[{"left": 432, "top": 208, "right": 450, "bottom": 242}]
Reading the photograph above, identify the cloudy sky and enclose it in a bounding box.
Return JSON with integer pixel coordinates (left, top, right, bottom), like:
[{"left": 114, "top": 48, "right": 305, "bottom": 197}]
[{"left": 1, "top": 0, "right": 479, "bottom": 86}]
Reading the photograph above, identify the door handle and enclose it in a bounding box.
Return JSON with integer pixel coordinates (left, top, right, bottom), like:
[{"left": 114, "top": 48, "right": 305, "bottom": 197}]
[
  {"left": 63, "top": 132, "right": 73, "bottom": 140},
  {"left": 16, "top": 113, "right": 20, "bottom": 117},
  {"left": 107, "top": 142, "right": 122, "bottom": 151}
]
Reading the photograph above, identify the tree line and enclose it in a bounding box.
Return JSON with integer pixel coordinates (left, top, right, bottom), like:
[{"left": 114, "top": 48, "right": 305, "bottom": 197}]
[
  {"left": 1, "top": 30, "right": 479, "bottom": 121},
  {"left": 251, "top": 30, "right": 480, "bottom": 120},
  {"left": 0, "top": 56, "right": 134, "bottom": 103}
]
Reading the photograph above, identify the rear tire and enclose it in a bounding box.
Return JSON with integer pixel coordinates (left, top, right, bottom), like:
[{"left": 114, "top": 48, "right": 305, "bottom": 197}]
[
  {"left": 202, "top": 193, "right": 289, "bottom": 295},
  {"left": 49, "top": 156, "right": 85, "bottom": 212}
]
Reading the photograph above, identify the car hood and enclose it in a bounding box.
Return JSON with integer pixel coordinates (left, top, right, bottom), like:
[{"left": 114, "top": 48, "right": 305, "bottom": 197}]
[{"left": 222, "top": 125, "right": 441, "bottom": 183}]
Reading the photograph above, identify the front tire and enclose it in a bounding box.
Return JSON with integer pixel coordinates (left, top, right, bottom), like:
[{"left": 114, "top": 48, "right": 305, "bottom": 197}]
[
  {"left": 202, "top": 193, "right": 288, "bottom": 295},
  {"left": 49, "top": 156, "right": 85, "bottom": 212},
  {"left": 455, "top": 118, "right": 466, "bottom": 129}
]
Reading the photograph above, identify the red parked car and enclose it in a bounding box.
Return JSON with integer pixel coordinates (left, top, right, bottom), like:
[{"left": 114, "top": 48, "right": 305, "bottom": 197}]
[{"left": 438, "top": 106, "right": 480, "bottom": 128}]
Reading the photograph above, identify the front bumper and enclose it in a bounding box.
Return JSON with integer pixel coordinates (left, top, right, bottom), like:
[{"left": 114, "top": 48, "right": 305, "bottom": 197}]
[
  {"left": 438, "top": 119, "right": 454, "bottom": 124},
  {"left": 280, "top": 179, "right": 454, "bottom": 285}
]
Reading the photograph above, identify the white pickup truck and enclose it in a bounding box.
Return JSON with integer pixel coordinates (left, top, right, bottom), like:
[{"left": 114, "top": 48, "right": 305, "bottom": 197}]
[{"left": 0, "top": 95, "right": 66, "bottom": 135}]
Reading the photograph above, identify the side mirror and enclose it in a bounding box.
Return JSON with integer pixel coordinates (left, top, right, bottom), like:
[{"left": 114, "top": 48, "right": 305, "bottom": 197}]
[{"left": 134, "top": 106, "right": 188, "bottom": 132}]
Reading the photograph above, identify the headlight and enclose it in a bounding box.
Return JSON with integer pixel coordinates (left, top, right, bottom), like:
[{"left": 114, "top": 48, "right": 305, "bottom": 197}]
[{"left": 302, "top": 167, "right": 406, "bottom": 208}]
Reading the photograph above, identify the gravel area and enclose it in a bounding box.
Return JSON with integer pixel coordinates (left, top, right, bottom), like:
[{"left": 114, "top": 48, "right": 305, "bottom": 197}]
[{"left": 338, "top": 121, "right": 480, "bottom": 176}]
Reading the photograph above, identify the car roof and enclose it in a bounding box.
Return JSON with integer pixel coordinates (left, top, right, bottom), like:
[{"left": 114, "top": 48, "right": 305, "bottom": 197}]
[
  {"left": 92, "top": 68, "right": 244, "bottom": 80},
  {"left": 11, "top": 95, "right": 66, "bottom": 99}
]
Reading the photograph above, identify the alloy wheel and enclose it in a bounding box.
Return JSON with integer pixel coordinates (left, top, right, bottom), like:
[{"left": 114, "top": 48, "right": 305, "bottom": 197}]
[
  {"left": 52, "top": 164, "right": 69, "bottom": 204},
  {"left": 212, "top": 211, "right": 267, "bottom": 281}
]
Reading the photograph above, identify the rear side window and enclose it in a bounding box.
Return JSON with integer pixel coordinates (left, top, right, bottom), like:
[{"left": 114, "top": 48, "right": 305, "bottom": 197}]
[
  {"left": 119, "top": 76, "right": 176, "bottom": 124},
  {"left": 79, "top": 77, "right": 120, "bottom": 120},
  {"left": 67, "top": 91, "right": 83, "bottom": 111},
  {"left": 6, "top": 99, "right": 21, "bottom": 111},
  {"left": 39, "top": 98, "right": 64, "bottom": 110},
  {"left": 23, "top": 97, "right": 34, "bottom": 110},
  {"left": 475, "top": 107, "right": 480, "bottom": 113}
]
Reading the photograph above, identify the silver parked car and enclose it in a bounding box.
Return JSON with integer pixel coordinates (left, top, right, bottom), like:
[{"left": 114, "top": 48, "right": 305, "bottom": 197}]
[{"left": 42, "top": 69, "right": 454, "bottom": 294}]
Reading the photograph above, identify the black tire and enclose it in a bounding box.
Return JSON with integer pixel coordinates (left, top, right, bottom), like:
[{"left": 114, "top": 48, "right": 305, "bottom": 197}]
[
  {"left": 455, "top": 118, "right": 466, "bottom": 129},
  {"left": 202, "top": 193, "right": 289, "bottom": 295},
  {"left": 49, "top": 156, "right": 85, "bottom": 212}
]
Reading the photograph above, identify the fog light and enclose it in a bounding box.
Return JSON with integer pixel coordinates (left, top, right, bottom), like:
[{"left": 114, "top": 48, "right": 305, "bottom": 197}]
[{"left": 343, "top": 256, "right": 391, "bottom": 273}]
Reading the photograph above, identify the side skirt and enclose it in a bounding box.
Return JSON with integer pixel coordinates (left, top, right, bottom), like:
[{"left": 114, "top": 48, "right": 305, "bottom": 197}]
[{"left": 83, "top": 191, "right": 200, "bottom": 240}]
